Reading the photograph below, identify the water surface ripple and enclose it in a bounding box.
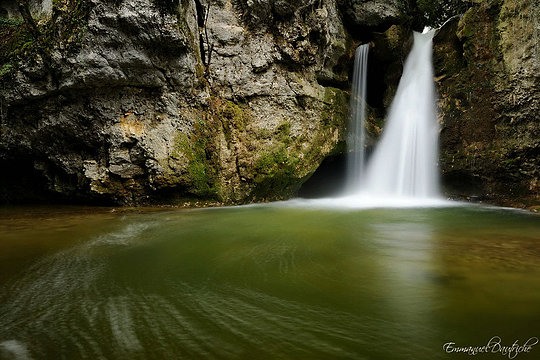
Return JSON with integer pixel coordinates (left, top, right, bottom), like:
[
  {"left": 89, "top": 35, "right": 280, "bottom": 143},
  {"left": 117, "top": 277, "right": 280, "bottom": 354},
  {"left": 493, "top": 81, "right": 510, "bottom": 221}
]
[{"left": 0, "top": 205, "right": 539, "bottom": 359}]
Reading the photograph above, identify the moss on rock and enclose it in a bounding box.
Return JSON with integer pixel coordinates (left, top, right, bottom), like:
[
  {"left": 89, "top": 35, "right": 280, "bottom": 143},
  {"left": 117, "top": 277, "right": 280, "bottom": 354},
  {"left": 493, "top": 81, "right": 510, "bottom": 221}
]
[
  {"left": 252, "top": 143, "right": 301, "bottom": 199},
  {"left": 170, "top": 125, "right": 218, "bottom": 198},
  {"left": 434, "top": 0, "right": 540, "bottom": 208},
  {"left": 322, "top": 86, "right": 349, "bottom": 128}
]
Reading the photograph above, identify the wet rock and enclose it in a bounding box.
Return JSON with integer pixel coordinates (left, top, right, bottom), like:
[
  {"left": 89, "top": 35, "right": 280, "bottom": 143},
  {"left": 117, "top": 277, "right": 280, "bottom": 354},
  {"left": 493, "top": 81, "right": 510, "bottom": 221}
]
[{"left": 434, "top": 0, "right": 540, "bottom": 207}]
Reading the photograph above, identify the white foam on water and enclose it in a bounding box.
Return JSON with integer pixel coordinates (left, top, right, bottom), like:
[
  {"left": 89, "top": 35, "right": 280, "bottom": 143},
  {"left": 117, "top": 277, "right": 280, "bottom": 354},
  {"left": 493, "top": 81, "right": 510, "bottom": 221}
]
[
  {"left": 0, "top": 340, "right": 33, "bottom": 360},
  {"left": 107, "top": 297, "right": 143, "bottom": 352},
  {"left": 276, "top": 195, "right": 457, "bottom": 210}
]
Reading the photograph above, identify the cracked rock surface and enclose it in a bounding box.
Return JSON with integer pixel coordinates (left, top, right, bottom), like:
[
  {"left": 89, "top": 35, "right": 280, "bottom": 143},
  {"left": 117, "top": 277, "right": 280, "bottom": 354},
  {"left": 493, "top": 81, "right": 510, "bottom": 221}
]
[{"left": 0, "top": 0, "right": 365, "bottom": 204}]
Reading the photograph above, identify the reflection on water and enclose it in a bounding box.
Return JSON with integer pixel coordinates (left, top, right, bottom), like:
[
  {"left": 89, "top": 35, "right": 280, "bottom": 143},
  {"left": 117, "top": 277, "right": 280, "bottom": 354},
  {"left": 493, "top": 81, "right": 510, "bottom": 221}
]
[{"left": 0, "top": 205, "right": 539, "bottom": 359}]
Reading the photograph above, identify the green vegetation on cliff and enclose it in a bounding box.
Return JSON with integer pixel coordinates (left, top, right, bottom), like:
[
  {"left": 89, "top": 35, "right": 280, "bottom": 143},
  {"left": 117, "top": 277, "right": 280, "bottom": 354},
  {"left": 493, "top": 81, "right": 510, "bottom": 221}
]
[{"left": 171, "top": 129, "right": 218, "bottom": 198}]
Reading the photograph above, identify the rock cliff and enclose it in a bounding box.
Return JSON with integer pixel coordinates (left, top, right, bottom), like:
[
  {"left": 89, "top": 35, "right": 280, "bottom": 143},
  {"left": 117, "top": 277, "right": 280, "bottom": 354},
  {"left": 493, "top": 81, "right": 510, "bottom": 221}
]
[
  {"left": 0, "top": 0, "right": 414, "bottom": 205},
  {"left": 434, "top": 0, "right": 540, "bottom": 208},
  {"left": 1, "top": 0, "right": 538, "bottom": 208},
  {"left": 1, "top": 0, "right": 361, "bottom": 204}
]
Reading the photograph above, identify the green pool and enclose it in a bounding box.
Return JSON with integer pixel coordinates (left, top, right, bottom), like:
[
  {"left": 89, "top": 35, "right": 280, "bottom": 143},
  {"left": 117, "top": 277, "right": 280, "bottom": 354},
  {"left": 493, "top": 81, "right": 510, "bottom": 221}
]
[{"left": 0, "top": 203, "right": 539, "bottom": 359}]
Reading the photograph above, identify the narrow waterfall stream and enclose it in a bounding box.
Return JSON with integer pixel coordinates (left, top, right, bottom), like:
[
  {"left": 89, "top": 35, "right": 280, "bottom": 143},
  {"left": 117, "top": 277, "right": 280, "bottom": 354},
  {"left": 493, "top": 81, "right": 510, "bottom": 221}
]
[{"left": 345, "top": 44, "right": 370, "bottom": 193}]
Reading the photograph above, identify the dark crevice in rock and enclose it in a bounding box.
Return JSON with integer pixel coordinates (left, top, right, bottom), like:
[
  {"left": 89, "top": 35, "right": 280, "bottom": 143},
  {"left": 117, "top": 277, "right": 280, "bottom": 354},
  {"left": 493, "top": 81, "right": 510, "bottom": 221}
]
[
  {"left": 316, "top": 76, "right": 349, "bottom": 91},
  {"left": 194, "top": 0, "right": 206, "bottom": 27},
  {"left": 194, "top": 0, "right": 212, "bottom": 72},
  {"left": 365, "top": 50, "right": 389, "bottom": 109}
]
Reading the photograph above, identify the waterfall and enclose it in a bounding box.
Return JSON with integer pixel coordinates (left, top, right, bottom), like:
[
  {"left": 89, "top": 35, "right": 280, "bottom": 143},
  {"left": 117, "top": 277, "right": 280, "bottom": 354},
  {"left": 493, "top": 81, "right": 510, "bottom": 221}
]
[
  {"left": 294, "top": 29, "right": 445, "bottom": 208},
  {"left": 345, "top": 44, "right": 370, "bottom": 193},
  {"left": 358, "top": 30, "right": 440, "bottom": 200}
]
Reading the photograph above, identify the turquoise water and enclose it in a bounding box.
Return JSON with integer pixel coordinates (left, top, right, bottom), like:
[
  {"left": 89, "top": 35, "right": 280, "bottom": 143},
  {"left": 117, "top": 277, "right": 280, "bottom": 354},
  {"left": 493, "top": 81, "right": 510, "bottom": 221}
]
[{"left": 0, "top": 204, "right": 539, "bottom": 359}]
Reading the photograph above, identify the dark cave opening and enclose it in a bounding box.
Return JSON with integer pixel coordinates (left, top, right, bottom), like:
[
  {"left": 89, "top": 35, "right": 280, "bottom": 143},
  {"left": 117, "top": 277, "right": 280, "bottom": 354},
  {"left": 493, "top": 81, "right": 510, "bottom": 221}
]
[
  {"left": 0, "top": 158, "right": 110, "bottom": 205},
  {"left": 297, "top": 153, "right": 347, "bottom": 199},
  {"left": 0, "top": 158, "right": 55, "bottom": 204}
]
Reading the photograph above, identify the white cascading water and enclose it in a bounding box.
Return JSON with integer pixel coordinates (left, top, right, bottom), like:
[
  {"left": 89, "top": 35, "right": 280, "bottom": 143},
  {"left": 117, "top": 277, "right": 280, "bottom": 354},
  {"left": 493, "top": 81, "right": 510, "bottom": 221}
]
[
  {"left": 358, "top": 29, "right": 440, "bottom": 200},
  {"left": 345, "top": 44, "right": 369, "bottom": 193},
  {"left": 287, "top": 29, "right": 446, "bottom": 208}
]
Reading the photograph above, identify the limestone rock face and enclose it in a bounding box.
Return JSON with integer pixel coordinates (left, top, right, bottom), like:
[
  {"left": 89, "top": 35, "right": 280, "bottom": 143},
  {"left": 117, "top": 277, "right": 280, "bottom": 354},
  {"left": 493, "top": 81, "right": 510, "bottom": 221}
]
[
  {"left": 0, "top": 0, "right": 355, "bottom": 204},
  {"left": 434, "top": 0, "right": 540, "bottom": 207},
  {"left": 1, "top": 0, "right": 205, "bottom": 204},
  {"left": 337, "top": 0, "right": 406, "bottom": 30},
  {"left": 203, "top": 0, "right": 352, "bottom": 203}
]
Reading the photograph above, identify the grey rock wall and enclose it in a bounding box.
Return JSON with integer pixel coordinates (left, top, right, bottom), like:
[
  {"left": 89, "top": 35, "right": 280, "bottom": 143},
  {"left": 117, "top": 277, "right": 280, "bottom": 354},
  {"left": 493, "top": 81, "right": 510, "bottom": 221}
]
[
  {"left": 337, "top": 0, "right": 406, "bottom": 30},
  {"left": 4, "top": 0, "right": 395, "bottom": 204}
]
